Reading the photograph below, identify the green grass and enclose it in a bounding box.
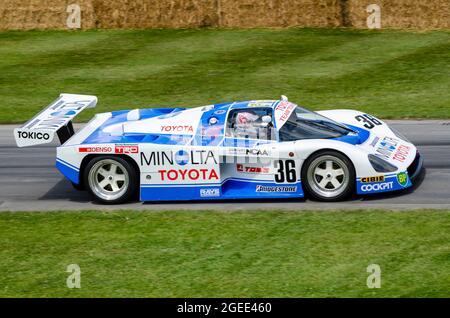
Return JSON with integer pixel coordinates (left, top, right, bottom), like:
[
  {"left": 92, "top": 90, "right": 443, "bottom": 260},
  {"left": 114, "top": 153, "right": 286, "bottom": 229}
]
[
  {"left": 0, "top": 28, "right": 449, "bottom": 123},
  {"left": 0, "top": 209, "right": 449, "bottom": 297}
]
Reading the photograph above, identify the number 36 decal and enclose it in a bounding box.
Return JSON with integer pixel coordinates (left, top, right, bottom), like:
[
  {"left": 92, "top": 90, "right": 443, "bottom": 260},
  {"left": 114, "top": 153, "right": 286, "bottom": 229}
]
[
  {"left": 355, "top": 114, "right": 382, "bottom": 129},
  {"left": 274, "top": 160, "right": 297, "bottom": 183}
]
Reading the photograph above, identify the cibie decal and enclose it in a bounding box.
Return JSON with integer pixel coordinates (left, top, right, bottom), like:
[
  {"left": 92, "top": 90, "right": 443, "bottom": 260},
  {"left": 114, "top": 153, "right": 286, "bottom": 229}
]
[
  {"left": 256, "top": 185, "right": 297, "bottom": 193},
  {"left": 158, "top": 168, "right": 219, "bottom": 181},
  {"left": 160, "top": 125, "right": 194, "bottom": 133},
  {"left": 79, "top": 146, "right": 112, "bottom": 153},
  {"left": 361, "top": 175, "right": 385, "bottom": 183},
  {"left": 200, "top": 188, "right": 220, "bottom": 197},
  {"left": 236, "top": 164, "right": 270, "bottom": 174},
  {"left": 376, "top": 136, "right": 398, "bottom": 160},
  {"left": 397, "top": 172, "right": 408, "bottom": 187},
  {"left": 115, "top": 145, "right": 139, "bottom": 154},
  {"left": 140, "top": 150, "right": 218, "bottom": 166},
  {"left": 361, "top": 182, "right": 393, "bottom": 192},
  {"left": 393, "top": 145, "right": 411, "bottom": 162}
]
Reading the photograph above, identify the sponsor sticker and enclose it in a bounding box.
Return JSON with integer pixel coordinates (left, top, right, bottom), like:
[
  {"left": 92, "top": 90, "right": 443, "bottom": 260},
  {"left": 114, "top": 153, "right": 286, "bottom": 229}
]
[
  {"left": 17, "top": 130, "right": 51, "bottom": 141},
  {"left": 361, "top": 182, "right": 393, "bottom": 192},
  {"left": 361, "top": 175, "right": 385, "bottom": 183},
  {"left": 200, "top": 188, "right": 220, "bottom": 197},
  {"left": 256, "top": 185, "right": 297, "bottom": 193},
  {"left": 375, "top": 137, "right": 398, "bottom": 160},
  {"left": 227, "top": 148, "right": 269, "bottom": 156},
  {"left": 140, "top": 150, "right": 217, "bottom": 166},
  {"left": 370, "top": 137, "right": 380, "bottom": 147},
  {"left": 160, "top": 125, "right": 194, "bottom": 133},
  {"left": 115, "top": 145, "right": 139, "bottom": 154},
  {"left": 158, "top": 168, "right": 219, "bottom": 181},
  {"left": 397, "top": 172, "right": 408, "bottom": 187},
  {"left": 275, "top": 101, "right": 296, "bottom": 124},
  {"left": 237, "top": 164, "right": 270, "bottom": 174},
  {"left": 392, "top": 145, "right": 411, "bottom": 162},
  {"left": 79, "top": 146, "right": 112, "bottom": 153},
  {"left": 248, "top": 100, "right": 274, "bottom": 107}
]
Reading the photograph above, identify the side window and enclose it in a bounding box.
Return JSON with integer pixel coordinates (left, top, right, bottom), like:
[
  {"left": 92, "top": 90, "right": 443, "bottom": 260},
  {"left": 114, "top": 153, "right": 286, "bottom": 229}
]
[{"left": 226, "top": 108, "right": 274, "bottom": 140}]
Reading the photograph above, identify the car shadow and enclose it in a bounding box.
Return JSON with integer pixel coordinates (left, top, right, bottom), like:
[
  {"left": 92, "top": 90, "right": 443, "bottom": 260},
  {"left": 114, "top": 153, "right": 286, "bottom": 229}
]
[{"left": 39, "top": 178, "right": 91, "bottom": 203}]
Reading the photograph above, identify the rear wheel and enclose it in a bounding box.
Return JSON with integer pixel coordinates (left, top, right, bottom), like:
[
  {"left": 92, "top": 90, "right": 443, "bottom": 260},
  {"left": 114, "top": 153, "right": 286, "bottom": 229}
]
[
  {"left": 302, "top": 150, "right": 355, "bottom": 201},
  {"left": 84, "top": 156, "right": 138, "bottom": 204}
]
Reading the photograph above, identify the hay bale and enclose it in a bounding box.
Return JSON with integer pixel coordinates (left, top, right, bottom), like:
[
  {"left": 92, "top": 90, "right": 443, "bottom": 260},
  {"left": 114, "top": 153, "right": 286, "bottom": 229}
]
[
  {"left": 0, "top": 0, "right": 449, "bottom": 30},
  {"left": 0, "top": 0, "right": 96, "bottom": 30}
]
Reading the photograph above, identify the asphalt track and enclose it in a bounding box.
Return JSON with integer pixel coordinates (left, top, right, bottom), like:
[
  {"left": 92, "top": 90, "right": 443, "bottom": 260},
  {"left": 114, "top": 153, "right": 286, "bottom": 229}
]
[{"left": 1, "top": 121, "right": 449, "bottom": 211}]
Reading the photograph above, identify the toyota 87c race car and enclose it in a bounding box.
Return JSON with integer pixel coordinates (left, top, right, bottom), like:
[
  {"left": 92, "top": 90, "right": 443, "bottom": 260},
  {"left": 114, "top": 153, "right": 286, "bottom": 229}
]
[{"left": 14, "top": 94, "right": 423, "bottom": 204}]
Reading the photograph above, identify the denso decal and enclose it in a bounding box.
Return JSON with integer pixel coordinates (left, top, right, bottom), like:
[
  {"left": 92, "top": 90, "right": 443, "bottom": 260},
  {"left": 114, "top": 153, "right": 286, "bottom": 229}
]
[
  {"left": 361, "top": 182, "right": 393, "bottom": 192},
  {"left": 160, "top": 125, "right": 194, "bottom": 133},
  {"left": 237, "top": 164, "right": 270, "bottom": 174},
  {"left": 79, "top": 146, "right": 112, "bottom": 153},
  {"left": 361, "top": 175, "right": 385, "bottom": 183},
  {"left": 256, "top": 185, "right": 297, "bottom": 193},
  {"left": 115, "top": 145, "right": 139, "bottom": 154},
  {"left": 392, "top": 145, "right": 411, "bottom": 162},
  {"left": 140, "top": 150, "right": 217, "bottom": 166},
  {"left": 17, "top": 130, "right": 51, "bottom": 140},
  {"left": 375, "top": 136, "right": 398, "bottom": 160},
  {"left": 158, "top": 168, "right": 219, "bottom": 181}
]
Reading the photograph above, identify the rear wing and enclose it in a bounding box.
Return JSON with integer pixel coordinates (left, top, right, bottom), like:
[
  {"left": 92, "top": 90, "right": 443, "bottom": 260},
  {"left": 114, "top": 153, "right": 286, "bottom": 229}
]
[{"left": 14, "top": 93, "right": 97, "bottom": 147}]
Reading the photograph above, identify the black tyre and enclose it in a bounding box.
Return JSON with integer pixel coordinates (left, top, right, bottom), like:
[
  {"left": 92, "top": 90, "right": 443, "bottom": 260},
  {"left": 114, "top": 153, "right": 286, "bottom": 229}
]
[
  {"left": 301, "top": 150, "right": 355, "bottom": 201},
  {"left": 83, "top": 156, "right": 138, "bottom": 204}
]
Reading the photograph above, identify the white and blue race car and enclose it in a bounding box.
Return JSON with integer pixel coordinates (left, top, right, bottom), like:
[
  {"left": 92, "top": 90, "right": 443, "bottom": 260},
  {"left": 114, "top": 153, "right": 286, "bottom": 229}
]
[{"left": 14, "top": 94, "right": 423, "bottom": 204}]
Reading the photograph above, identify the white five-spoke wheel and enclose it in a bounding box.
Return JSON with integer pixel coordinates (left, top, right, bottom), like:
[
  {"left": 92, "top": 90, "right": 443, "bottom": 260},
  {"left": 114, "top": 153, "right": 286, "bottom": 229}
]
[
  {"left": 84, "top": 156, "right": 138, "bottom": 204},
  {"left": 302, "top": 151, "right": 355, "bottom": 201}
]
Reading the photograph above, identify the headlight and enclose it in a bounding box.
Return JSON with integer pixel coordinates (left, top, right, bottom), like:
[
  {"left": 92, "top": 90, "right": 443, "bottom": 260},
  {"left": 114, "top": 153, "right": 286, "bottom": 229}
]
[
  {"left": 391, "top": 127, "right": 410, "bottom": 143},
  {"left": 368, "top": 154, "right": 398, "bottom": 172}
]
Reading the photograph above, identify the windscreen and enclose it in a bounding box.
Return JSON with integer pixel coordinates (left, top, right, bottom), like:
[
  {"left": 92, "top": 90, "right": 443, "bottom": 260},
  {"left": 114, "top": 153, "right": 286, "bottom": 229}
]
[{"left": 278, "top": 106, "right": 353, "bottom": 142}]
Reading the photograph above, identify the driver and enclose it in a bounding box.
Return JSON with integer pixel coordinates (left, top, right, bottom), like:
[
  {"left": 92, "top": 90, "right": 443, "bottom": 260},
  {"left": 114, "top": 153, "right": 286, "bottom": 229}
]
[{"left": 234, "top": 111, "right": 271, "bottom": 139}]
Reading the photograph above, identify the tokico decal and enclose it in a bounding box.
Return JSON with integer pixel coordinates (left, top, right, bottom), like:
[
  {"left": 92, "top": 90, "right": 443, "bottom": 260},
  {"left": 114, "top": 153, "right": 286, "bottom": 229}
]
[
  {"left": 17, "top": 130, "right": 51, "bottom": 141},
  {"left": 140, "top": 150, "right": 217, "bottom": 166}
]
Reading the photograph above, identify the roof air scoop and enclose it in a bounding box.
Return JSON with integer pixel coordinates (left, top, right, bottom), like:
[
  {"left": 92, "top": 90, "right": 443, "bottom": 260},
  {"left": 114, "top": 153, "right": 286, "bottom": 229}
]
[
  {"left": 281, "top": 95, "right": 288, "bottom": 101},
  {"left": 127, "top": 109, "right": 140, "bottom": 121}
]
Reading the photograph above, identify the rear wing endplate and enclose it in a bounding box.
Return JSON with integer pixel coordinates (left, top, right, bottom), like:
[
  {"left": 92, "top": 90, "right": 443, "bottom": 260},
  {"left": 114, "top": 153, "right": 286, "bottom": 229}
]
[{"left": 14, "top": 93, "right": 97, "bottom": 147}]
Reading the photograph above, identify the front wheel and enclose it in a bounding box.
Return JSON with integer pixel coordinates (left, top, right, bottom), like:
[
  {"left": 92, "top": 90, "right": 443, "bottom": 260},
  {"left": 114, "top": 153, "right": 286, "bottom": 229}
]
[
  {"left": 84, "top": 156, "right": 138, "bottom": 204},
  {"left": 302, "top": 150, "right": 355, "bottom": 201}
]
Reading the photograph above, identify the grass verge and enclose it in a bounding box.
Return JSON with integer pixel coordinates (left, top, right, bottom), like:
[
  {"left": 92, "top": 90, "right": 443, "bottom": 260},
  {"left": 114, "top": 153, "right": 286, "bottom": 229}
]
[
  {"left": 0, "top": 28, "right": 449, "bottom": 123},
  {"left": 0, "top": 209, "right": 449, "bottom": 297}
]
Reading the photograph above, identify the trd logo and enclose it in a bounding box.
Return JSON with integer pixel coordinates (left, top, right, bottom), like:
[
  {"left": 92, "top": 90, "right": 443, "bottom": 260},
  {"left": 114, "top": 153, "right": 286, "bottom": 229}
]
[
  {"left": 115, "top": 145, "right": 139, "bottom": 154},
  {"left": 361, "top": 182, "right": 393, "bottom": 192},
  {"left": 17, "top": 131, "right": 50, "bottom": 140}
]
